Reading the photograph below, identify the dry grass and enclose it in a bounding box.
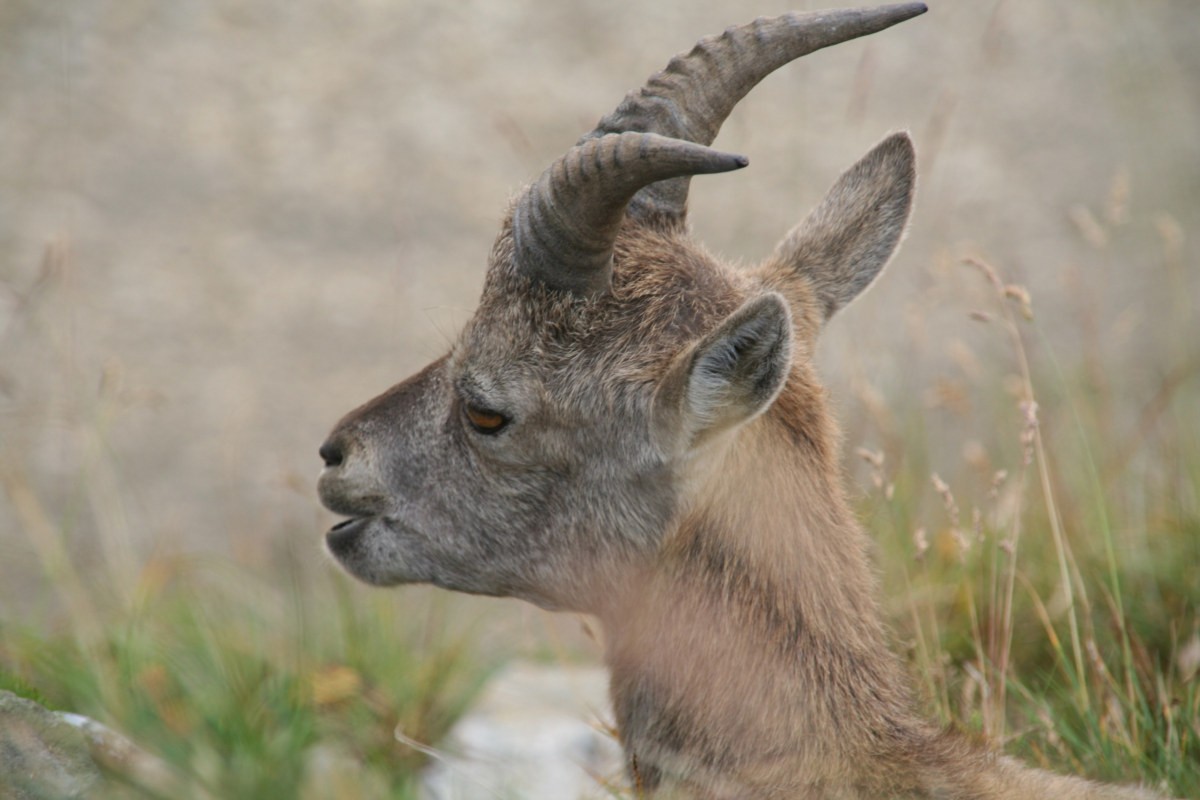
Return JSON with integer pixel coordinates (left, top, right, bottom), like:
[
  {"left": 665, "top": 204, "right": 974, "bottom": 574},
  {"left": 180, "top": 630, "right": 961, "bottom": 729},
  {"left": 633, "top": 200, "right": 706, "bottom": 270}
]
[{"left": 855, "top": 241, "right": 1198, "bottom": 795}]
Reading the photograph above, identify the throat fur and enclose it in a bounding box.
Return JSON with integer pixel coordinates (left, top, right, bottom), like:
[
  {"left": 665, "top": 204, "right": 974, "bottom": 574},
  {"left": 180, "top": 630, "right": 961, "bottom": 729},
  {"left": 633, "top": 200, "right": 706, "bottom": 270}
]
[{"left": 604, "top": 408, "right": 927, "bottom": 797}]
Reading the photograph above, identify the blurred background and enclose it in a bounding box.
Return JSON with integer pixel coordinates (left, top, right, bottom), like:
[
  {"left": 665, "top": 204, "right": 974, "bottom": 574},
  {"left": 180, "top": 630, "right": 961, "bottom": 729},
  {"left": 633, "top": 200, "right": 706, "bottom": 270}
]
[
  {"left": 1, "top": 0, "right": 1198, "bottom": 796},
  {"left": 3, "top": 0, "right": 1198, "bottom": 601}
]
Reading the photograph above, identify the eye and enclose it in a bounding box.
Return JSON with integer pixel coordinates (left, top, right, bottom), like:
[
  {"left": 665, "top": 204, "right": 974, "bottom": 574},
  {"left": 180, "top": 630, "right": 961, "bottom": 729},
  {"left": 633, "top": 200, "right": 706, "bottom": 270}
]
[{"left": 463, "top": 401, "right": 507, "bottom": 434}]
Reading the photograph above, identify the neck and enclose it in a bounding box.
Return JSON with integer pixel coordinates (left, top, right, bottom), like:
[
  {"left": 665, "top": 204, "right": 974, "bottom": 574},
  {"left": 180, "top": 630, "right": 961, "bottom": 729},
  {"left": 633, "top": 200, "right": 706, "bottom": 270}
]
[{"left": 599, "top": 386, "right": 923, "bottom": 793}]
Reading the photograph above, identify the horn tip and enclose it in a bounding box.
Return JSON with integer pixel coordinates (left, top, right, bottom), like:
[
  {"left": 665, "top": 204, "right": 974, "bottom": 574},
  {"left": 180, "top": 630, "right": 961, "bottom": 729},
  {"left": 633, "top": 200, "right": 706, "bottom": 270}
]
[
  {"left": 709, "top": 151, "right": 749, "bottom": 173},
  {"left": 893, "top": 2, "right": 929, "bottom": 21}
]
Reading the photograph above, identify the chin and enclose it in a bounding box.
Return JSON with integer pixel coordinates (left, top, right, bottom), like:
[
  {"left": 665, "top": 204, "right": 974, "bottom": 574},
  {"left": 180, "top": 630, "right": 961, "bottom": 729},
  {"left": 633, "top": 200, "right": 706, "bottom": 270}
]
[{"left": 323, "top": 517, "right": 410, "bottom": 587}]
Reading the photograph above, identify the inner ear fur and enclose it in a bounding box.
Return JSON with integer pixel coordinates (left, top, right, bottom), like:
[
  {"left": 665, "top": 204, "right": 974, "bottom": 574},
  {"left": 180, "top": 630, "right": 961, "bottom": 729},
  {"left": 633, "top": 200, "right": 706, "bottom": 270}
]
[
  {"left": 654, "top": 293, "right": 794, "bottom": 450},
  {"left": 766, "top": 131, "right": 916, "bottom": 321}
]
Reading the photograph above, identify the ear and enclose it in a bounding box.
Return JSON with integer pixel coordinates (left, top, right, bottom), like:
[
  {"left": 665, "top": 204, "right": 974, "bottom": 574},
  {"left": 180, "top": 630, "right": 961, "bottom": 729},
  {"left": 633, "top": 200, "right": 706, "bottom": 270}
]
[
  {"left": 655, "top": 293, "right": 793, "bottom": 448},
  {"left": 770, "top": 131, "right": 916, "bottom": 320}
]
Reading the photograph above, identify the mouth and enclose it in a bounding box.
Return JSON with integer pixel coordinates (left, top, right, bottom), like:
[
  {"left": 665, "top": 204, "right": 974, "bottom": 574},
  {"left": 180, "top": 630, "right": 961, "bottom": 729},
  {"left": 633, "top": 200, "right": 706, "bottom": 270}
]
[{"left": 325, "top": 516, "right": 375, "bottom": 554}]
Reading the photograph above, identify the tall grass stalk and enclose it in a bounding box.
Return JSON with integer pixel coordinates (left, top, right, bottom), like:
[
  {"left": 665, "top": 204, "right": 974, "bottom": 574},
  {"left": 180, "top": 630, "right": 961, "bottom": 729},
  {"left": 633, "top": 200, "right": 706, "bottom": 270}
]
[{"left": 965, "top": 254, "right": 1091, "bottom": 727}]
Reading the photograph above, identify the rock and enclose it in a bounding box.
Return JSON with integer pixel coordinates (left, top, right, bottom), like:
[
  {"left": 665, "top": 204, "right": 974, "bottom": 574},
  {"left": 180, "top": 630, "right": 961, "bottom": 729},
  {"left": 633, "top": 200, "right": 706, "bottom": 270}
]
[
  {"left": 58, "top": 710, "right": 191, "bottom": 798},
  {"left": 0, "top": 689, "right": 194, "bottom": 800},
  {"left": 419, "top": 663, "right": 625, "bottom": 800},
  {"left": 0, "top": 689, "right": 102, "bottom": 800}
]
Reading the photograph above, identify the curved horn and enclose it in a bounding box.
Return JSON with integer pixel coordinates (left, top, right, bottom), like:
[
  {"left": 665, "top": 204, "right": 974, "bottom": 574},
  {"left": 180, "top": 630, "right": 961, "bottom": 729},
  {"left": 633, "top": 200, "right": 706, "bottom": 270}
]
[
  {"left": 513, "top": 132, "right": 747, "bottom": 297},
  {"left": 583, "top": 3, "right": 928, "bottom": 221}
]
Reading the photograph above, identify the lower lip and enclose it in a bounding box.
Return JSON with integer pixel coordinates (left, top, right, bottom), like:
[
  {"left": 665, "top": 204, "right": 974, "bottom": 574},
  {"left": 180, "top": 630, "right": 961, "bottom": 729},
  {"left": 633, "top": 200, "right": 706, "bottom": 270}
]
[{"left": 326, "top": 517, "right": 372, "bottom": 552}]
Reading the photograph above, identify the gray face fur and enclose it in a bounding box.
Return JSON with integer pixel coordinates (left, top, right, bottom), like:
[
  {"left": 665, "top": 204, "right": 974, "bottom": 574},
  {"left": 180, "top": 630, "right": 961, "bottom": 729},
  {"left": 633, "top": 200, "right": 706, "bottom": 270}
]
[
  {"left": 317, "top": 225, "right": 798, "bottom": 611},
  {"left": 317, "top": 6, "right": 922, "bottom": 612}
]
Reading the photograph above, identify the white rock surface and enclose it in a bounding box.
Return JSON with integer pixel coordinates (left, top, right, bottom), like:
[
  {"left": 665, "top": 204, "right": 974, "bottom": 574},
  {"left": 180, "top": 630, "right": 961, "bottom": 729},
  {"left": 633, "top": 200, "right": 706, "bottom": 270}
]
[{"left": 419, "top": 663, "right": 625, "bottom": 800}]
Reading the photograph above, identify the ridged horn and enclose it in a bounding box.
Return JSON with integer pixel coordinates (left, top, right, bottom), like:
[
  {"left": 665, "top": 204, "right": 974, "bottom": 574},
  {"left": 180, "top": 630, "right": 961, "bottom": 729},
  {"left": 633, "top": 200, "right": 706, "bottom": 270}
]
[
  {"left": 513, "top": 131, "right": 747, "bottom": 296},
  {"left": 583, "top": 3, "right": 928, "bottom": 221}
]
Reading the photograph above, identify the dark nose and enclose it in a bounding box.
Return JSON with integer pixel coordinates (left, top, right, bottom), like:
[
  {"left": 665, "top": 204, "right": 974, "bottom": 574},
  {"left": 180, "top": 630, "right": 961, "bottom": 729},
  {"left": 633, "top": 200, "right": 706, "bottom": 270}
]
[{"left": 319, "top": 437, "right": 345, "bottom": 468}]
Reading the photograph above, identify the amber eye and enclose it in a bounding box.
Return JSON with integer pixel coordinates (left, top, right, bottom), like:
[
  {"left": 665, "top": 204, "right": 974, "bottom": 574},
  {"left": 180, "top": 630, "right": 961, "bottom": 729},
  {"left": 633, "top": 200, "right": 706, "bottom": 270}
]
[{"left": 463, "top": 402, "right": 507, "bottom": 434}]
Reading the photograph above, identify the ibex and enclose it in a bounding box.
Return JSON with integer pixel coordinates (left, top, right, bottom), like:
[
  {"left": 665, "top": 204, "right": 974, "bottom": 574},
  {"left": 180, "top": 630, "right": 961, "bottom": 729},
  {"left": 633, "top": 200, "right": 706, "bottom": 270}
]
[{"left": 318, "top": 4, "right": 1172, "bottom": 798}]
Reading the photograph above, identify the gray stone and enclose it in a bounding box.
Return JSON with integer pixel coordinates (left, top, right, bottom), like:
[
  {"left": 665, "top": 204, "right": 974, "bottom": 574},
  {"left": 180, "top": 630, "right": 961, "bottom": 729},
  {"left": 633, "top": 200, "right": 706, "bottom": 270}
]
[
  {"left": 419, "top": 663, "right": 625, "bottom": 800},
  {"left": 0, "top": 690, "right": 195, "bottom": 800},
  {"left": 0, "top": 689, "right": 102, "bottom": 800}
]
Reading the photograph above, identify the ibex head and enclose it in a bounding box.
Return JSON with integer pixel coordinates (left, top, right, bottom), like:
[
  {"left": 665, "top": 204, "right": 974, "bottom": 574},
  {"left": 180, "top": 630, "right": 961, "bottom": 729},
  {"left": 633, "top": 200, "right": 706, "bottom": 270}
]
[{"left": 318, "top": 4, "right": 924, "bottom": 612}]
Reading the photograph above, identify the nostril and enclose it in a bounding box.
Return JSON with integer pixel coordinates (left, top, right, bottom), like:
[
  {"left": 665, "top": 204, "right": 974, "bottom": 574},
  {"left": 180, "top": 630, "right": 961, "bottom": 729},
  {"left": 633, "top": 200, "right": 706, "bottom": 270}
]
[{"left": 319, "top": 439, "right": 344, "bottom": 468}]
